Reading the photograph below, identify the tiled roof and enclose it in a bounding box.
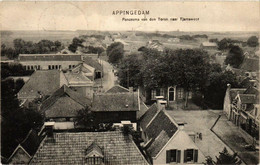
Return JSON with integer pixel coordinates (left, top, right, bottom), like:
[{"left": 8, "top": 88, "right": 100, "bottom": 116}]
[
  {"left": 145, "top": 111, "right": 178, "bottom": 142},
  {"left": 140, "top": 108, "right": 178, "bottom": 158},
  {"left": 64, "top": 71, "right": 93, "bottom": 85},
  {"left": 139, "top": 103, "right": 158, "bottom": 129},
  {"left": 20, "top": 129, "right": 42, "bottom": 156},
  {"left": 18, "top": 70, "right": 61, "bottom": 99},
  {"left": 238, "top": 94, "right": 257, "bottom": 104},
  {"left": 72, "top": 63, "right": 93, "bottom": 74},
  {"left": 30, "top": 131, "right": 149, "bottom": 165},
  {"left": 146, "top": 130, "right": 170, "bottom": 157},
  {"left": 92, "top": 92, "right": 139, "bottom": 112},
  {"left": 19, "top": 54, "right": 82, "bottom": 61},
  {"left": 83, "top": 57, "right": 102, "bottom": 71},
  {"left": 106, "top": 85, "right": 130, "bottom": 93},
  {"left": 40, "top": 85, "right": 91, "bottom": 118},
  {"left": 230, "top": 88, "right": 247, "bottom": 100},
  {"left": 240, "top": 58, "right": 259, "bottom": 72}
]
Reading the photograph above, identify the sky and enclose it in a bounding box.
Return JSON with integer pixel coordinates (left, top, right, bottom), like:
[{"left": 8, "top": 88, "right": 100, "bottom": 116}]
[{"left": 0, "top": 1, "right": 259, "bottom": 32}]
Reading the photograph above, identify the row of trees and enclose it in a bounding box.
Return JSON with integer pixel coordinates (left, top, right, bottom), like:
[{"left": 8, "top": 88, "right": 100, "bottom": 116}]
[
  {"left": 1, "top": 63, "right": 34, "bottom": 80},
  {"left": 117, "top": 48, "right": 240, "bottom": 109},
  {"left": 1, "top": 39, "right": 63, "bottom": 59},
  {"left": 214, "top": 36, "right": 259, "bottom": 51},
  {"left": 68, "top": 37, "right": 105, "bottom": 54}
]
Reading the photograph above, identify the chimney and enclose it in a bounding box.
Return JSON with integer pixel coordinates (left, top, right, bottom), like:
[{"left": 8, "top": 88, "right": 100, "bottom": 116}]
[
  {"left": 227, "top": 84, "right": 231, "bottom": 90},
  {"left": 177, "top": 121, "right": 187, "bottom": 130},
  {"left": 156, "top": 96, "right": 167, "bottom": 110},
  {"left": 129, "top": 87, "right": 133, "bottom": 93},
  {"left": 44, "top": 122, "right": 55, "bottom": 138}
]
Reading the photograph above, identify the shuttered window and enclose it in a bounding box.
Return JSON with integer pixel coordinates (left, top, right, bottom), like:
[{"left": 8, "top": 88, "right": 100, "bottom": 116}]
[
  {"left": 166, "top": 149, "right": 181, "bottom": 163},
  {"left": 184, "top": 149, "right": 198, "bottom": 163}
]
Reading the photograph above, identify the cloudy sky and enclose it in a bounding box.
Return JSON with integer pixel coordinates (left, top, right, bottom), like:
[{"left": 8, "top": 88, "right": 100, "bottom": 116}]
[{"left": 0, "top": 1, "right": 259, "bottom": 31}]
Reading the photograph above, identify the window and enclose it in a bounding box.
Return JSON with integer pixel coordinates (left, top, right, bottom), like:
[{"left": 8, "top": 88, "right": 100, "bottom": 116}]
[
  {"left": 178, "top": 88, "right": 184, "bottom": 99},
  {"left": 160, "top": 88, "right": 165, "bottom": 97},
  {"left": 166, "top": 149, "right": 181, "bottom": 163},
  {"left": 184, "top": 149, "right": 198, "bottom": 163},
  {"left": 48, "top": 65, "right": 51, "bottom": 70}
]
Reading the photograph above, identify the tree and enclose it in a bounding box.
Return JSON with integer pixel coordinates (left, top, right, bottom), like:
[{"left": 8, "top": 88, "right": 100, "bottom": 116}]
[
  {"left": 75, "top": 106, "right": 96, "bottom": 130},
  {"left": 107, "top": 42, "right": 124, "bottom": 65},
  {"left": 68, "top": 37, "right": 84, "bottom": 53},
  {"left": 247, "top": 36, "right": 259, "bottom": 47},
  {"left": 216, "top": 147, "right": 241, "bottom": 164},
  {"left": 204, "top": 71, "right": 239, "bottom": 109},
  {"left": 225, "top": 45, "right": 244, "bottom": 68},
  {"left": 1, "top": 79, "right": 43, "bottom": 157},
  {"left": 218, "top": 38, "right": 230, "bottom": 50},
  {"left": 117, "top": 54, "right": 143, "bottom": 88},
  {"left": 172, "top": 49, "right": 211, "bottom": 107}
]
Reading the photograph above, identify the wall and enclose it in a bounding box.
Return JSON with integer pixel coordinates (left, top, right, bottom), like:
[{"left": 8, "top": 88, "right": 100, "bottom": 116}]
[
  {"left": 94, "top": 111, "right": 137, "bottom": 123},
  {"left": 223, "top": 88, "right": 231, "bottom": 119},
  {"left": 20, "top": 61, "right": 80, "bottom": 70},
  {"left": 153, "top": 130, "right": 205, "bottom": 165}
]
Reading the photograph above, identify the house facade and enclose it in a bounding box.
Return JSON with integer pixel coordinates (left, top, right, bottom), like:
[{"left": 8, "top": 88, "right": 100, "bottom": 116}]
[
  {"left": 141, "top": 86, "right": 192, "bottom": 106},
  {"left": 139, "top": 100, "right": 205, "bottom": 164}
]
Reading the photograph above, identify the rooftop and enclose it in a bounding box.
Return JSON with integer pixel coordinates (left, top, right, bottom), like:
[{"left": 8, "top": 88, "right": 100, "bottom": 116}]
[
  {"left": 201, "top": 42, "right": 218, "bottom": 47},
  {"left": 92, "top": 92, "right": 139, "bottom": 112},
  {"left": 40, "top": 85, "right": 91, "bottom": 118},
  {"left": 140, "top": 105, "right": 178, "bottom": 158},
  {"left": 18, "top": 70, "right": 61, "bottom": 99},
  {"left": 19, "top": 54, "right": 82, "bottom": 61},
  {"left": 30, "top": 131, "right": 149, "bottom": 165},
  {"left": 240, "top": 57, "right": 259, "bottom": 72},
  {"left": 106, "top": 85, "right": 130, "bottom": 93},
  {"left": 83, "top": 56, "right": 102, "bottom": 71}
]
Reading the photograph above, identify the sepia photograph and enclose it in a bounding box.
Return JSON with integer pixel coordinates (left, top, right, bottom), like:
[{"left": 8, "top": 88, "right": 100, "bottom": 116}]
[{"left": 0, "top": 1, "right": 259, "bottom": 164}]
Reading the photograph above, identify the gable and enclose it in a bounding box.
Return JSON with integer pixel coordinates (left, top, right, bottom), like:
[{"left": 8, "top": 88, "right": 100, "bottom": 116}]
[
  {"left": 106, "top": 85, "right": 129, "bottom": 93},
  {"left": 8, "top": 147, "right": 31, "bottom": 164}
]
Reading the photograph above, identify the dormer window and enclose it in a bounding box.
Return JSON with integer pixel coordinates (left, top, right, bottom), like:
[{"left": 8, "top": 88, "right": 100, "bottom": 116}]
[{"left": 85, "top": 142, "right": 104, "bottom": 165}]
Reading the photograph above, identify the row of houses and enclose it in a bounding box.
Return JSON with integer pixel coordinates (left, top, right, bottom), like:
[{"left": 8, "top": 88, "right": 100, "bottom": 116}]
[
  {"left": 223, "top": 80, "right": 259, "bottom": 140},
  {"left": 8, "top": 89, "right": 206, "bottom": 164}
]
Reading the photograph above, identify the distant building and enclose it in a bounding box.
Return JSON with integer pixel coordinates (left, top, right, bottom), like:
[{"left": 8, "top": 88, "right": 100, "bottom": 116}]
[
  {"left": 30, "top": 130, "right": 149, "bottom": 165},
  {"left": 168, "top": 37, "right": 180, "bottom": 43},
  {"left": 146, "top": 40, "right": 164, "bottom": 52},
  {"left": 240, "top": 57, "right": 259, "bottom": 72},
  {"left": 18, "top": 54, "right": 83, "bottom": 70},
  {"left": 139, "top": 99, "right": 205, "bottom": 164},
  {"left": 105, "top": 85, "right": 130, "bottom": 93},
  {"left": 200, "top": 42, "right": 218, "bottom": 49}
]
